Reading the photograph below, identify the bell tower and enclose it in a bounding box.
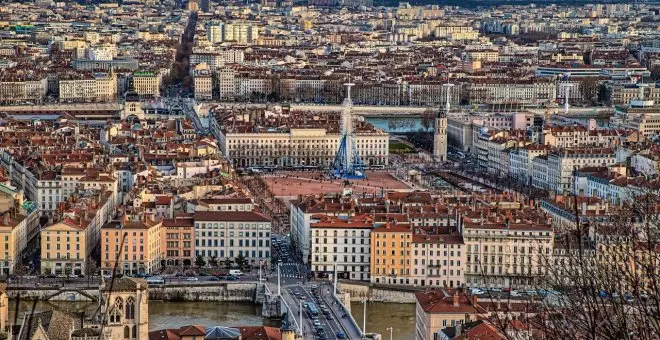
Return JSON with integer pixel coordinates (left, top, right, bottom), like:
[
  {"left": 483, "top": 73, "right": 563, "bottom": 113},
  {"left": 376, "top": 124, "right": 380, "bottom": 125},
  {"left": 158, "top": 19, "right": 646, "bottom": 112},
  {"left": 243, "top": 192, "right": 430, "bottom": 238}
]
[
  {"left": 433, "top": 83, "right": 453, "bottom": 161},
  {"left": 433, "top": 110, "right": 448, "bottom": 161}
]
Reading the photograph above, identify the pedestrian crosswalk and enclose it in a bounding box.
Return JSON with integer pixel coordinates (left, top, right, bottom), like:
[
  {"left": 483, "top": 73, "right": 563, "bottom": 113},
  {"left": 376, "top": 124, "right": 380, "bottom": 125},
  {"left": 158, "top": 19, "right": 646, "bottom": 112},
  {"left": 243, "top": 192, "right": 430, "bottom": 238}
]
[{"left": 279, "top": 263, "right": 305, "bottom": 279}]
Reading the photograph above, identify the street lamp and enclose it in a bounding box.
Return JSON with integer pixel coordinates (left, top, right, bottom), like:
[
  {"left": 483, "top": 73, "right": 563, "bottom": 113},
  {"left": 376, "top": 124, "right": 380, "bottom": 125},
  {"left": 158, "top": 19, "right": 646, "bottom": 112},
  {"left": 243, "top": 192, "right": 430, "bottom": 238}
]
[
  {"left": 361, "top": 299, "right": 367, "bottom": 338},
  {"left": 387, "top": 327, "right": 393, "bottom": 340}
]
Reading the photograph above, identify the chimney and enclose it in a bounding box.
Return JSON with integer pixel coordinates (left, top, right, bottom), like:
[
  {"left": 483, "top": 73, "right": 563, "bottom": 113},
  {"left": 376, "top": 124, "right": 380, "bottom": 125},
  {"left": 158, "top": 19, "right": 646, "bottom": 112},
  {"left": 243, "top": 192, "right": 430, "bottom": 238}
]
[
  {"left": 472, "top": 295, "right": 478, "bottom": 305},
  {"left": 453, "top": 292, "right": 460, "bottom": 307},
  {"left": 3, "top": 214, "right": 9, "bottom": 226}
]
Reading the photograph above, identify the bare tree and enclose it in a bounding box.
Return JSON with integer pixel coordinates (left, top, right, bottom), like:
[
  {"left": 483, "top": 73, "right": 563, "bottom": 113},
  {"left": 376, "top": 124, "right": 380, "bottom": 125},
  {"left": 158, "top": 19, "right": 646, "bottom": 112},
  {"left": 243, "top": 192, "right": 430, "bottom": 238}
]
[
  {"left": 579, "top": 78, "right": 601, "bottom": 105},
  {"left": 484, "top": 192, "right": 660, "bottom": 340}
]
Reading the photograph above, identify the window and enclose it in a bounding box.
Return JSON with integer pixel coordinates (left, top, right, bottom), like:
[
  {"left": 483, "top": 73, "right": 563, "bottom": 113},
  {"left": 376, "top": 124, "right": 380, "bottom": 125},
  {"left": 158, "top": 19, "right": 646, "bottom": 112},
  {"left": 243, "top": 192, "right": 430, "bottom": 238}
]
[{"left": 125, "top": 297, "right": 135, "bottom": 320}]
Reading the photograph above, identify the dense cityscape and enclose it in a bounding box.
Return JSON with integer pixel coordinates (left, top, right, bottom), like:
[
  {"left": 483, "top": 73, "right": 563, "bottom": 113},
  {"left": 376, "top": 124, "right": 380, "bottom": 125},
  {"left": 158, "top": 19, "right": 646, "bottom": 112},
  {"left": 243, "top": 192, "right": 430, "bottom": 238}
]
[{"left": 0, "top": 0, "right": 658, "bottom": 339}]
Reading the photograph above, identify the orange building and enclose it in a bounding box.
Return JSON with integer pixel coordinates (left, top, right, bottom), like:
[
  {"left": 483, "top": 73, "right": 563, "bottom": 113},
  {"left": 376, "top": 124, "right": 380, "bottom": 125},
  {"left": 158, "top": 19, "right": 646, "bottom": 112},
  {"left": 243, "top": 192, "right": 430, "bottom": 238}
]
[
  {"left": 370, "top": 224, "right": 412, "bottom": 285},
  {"left": 161, "top": 214, "right": 195, "bottom": 267},
  {"left": 101, "top": 217, "right": 162, "bottom": 275}
]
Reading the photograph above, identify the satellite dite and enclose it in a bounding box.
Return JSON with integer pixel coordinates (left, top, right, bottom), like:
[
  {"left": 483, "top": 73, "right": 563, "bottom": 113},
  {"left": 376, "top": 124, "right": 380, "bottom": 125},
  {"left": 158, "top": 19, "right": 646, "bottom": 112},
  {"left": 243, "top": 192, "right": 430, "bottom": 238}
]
[{"left": 329, "top": 82, "right": 365, "bottom": 180}]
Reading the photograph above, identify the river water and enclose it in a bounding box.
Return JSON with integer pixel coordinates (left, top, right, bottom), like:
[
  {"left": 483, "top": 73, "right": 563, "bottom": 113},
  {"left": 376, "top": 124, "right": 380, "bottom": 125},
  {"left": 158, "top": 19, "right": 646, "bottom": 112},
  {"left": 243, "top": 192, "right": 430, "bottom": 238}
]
[{"left": 8, "top": 300, "right": 415, "bottom": 338}]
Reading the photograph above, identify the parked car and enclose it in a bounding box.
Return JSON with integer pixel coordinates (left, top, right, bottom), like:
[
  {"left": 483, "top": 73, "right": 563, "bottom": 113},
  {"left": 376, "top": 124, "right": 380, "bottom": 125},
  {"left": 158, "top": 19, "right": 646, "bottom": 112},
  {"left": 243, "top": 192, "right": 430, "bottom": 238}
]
[
  {"left": 207, "top": 277, "right": 220, "bottom": 281},
  {"left": 186, "top": 277, "right": 199, "bottom": 281},
  {"left": 229, "top": 270, "right": 243, "bottom": 276},
  {"left": 510, "top": 290, "right": 521, "bottom": 297},
  {"left": 470, "top": 288, "right": 485, "bottom": 295}
]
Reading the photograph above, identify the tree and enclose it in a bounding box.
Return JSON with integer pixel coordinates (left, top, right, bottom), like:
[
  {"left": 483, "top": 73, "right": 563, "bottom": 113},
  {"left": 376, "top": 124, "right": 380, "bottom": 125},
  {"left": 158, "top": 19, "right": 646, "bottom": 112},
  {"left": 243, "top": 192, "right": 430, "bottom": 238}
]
[
  {"left": 209, "top": 256, "right": 219, "bottom": 268},
  {"left": 223, "top": 257, "right": 233, "bottom": 269},
  {"left": 234, "top": 253, "right": 246, "bottom": 270},
  {"left": 421, "top": 108, "right": 435, "bottom": 132},
  {"left": 84, "top": 261, "right": 98, "bottom": 286},
  {"left": 481, "top": 192, "right": 660, "bottom": 339},
  {"left": 13, "top": 264, "right": 28, "bottom": 276},
  {"left": 651, "top": 64, "right": 660, "bottom": 81},
  {"left": 578, "top": 78, "right": 600, "bottom": 105},
  {"left": 194, "top": 255, "right": 206, "bottom": 268}
]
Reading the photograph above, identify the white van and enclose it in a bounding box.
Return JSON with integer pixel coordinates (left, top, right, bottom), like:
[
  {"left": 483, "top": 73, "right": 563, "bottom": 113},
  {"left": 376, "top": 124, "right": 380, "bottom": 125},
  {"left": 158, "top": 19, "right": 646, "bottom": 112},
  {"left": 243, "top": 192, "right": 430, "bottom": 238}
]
[{"left": 229, "top": 270, "right": 244, "bottom": 276}]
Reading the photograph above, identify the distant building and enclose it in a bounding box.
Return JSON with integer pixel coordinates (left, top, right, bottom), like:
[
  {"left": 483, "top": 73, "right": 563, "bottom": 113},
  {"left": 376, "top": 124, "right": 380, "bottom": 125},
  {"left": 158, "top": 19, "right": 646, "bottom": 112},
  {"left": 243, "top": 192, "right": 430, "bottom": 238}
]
[{"left": 414, "top": 288, "right": 485, "bottom": 340}]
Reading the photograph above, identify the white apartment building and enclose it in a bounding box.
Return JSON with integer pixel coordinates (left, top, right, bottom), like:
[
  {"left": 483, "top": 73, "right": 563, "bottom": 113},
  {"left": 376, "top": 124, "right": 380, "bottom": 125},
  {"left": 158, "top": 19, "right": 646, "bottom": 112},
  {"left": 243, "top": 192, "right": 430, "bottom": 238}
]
[
  {"left": 546, "top": 148, "right": 616, "bottom": 194},
  {"left": 223, "top": 23, "right": 259, "bottom": 44},
  {"left": 59, "top": 73, "right": 117, "bottom": 101},
  {"left": 459, "top": 216, "right": 554, "bottom": 290},
  {"left": 0, "top": 78, "right": 48, "bottom": 104},
  {"left": 465, "top": 80, "right": 556, "bottom": 105},
  {"left": 531, "top": 155, "right": 549, "bottom": 190},
  {"left": 311, "top": 216, "right": 372, "bottom": 281},
  {"left": 508, "top": 144, "right": 551, "bottom": 185},
  {"left": 290, "top": 197, "right": 355, "bottom": 265},
  {"left": 218, "top": 68, "right": 236, "bottom": 100},
  {"left": 190, "top": 50, "right": 245, "bottom": 70},
  {"left": 193, "top": 211, "right": 271, "bottom": 264},
  {"left": 410, "top": 234, "right": 466, "bottom": 288},
  {"left": 235, "top": 77, "right": 272, "bottom": 98}
]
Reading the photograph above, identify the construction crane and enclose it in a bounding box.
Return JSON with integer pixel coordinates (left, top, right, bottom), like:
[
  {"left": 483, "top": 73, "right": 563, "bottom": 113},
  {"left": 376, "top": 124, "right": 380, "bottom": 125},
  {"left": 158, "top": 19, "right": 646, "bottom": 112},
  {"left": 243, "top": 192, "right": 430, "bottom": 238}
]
[{"left": 329, "top": 82, "right": 365, "bottom": 180}]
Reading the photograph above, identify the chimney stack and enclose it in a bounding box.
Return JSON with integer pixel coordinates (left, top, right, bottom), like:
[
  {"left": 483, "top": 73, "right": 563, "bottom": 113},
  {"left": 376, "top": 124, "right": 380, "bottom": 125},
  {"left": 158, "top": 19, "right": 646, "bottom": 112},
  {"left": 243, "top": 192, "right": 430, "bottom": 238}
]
[{"left": 453, "top": 292, "right": 460, "bottom": 307}]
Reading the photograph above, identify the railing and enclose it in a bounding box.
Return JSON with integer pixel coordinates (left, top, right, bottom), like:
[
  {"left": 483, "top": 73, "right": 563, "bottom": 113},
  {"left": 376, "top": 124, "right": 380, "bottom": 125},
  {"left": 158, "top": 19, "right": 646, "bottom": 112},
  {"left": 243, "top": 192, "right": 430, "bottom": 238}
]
[{"left": 332, "top": 281, "right": 365, "bottom": 338}]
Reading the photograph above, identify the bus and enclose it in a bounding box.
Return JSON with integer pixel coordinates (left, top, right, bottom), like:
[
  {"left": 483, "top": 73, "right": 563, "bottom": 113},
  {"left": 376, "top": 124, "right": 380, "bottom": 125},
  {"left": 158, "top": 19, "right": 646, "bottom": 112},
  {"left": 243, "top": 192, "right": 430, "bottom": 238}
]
[
  {"left": 306, "top": 302, "right": 319, "bottom": 316},
  {"left": 146, "top": 276, "right": 165, "bottom": 285}
]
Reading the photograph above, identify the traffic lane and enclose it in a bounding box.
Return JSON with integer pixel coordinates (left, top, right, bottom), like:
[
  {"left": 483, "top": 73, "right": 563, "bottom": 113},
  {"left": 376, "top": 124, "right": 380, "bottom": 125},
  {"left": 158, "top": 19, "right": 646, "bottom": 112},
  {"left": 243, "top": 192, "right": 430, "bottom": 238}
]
[
  {"left": 304, "top": 285, "right": 343, "bottom": 339},
  {"left": 299, "top": 286, "right": 338, "bottom": 340},
  {"left": 285, "top": 286, "right": 336, "bottom": 340}
]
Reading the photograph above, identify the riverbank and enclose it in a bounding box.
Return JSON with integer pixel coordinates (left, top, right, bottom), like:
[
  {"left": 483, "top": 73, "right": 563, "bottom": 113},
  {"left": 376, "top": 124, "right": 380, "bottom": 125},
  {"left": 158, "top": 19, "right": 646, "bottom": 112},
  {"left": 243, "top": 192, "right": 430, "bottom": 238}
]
[
  {"left": 6, "top": 282, "right": 258, "bottom": 302},
  {"left": 339, "top": 281, "right": 422, "bottom": 304}
]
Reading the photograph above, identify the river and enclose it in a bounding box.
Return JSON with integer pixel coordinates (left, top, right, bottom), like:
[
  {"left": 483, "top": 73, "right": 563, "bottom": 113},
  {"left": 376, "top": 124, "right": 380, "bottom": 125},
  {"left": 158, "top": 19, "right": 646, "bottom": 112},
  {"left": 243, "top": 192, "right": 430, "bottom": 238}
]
[{"left": 8, "top": 300, "right": 415, "bottom": 338}]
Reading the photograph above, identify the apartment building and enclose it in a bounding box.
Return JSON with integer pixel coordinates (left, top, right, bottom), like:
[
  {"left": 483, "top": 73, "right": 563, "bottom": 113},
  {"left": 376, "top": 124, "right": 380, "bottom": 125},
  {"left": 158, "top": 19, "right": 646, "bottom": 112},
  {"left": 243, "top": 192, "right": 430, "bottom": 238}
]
[
  {"left": 100, "top": 218, "right": 163, "bottom": 275},
  {"left": 415, "top": 288, "right": 485, "bottom": 340},
  {"left": 130, "top": 71, "right": 161, "bottom": 97},
  {"left": 311, "top": 214, "right": 372, "bottom": 281},
  {"left": 459, "top": 214, "right": 554, "bottom": 290},
  {"left": 290, "top": 196, "right": 356, "bottom": 265},
  {"left": 41, "top": 218, "right": 93, "bottom": 275},
  {"left": 0, "top": 77, "right": 48, "bottom": 104},
  {"left": 0, "top": 208, "right": 39, "bottom": 275},
  {"left": 59, "top": 72, "right": 117, "bottom": 102},
  {"left": 190, "top": 50, "right": 245, "bottom": 70},
  {"left": 161, "top": 214, "right": 195, "bottom": 267},
  {"left": 542, "top": 125, "right": 621, "bottom": 148},
  {"left": 610, "top": 84, "right": 660, "bottom": 106},
  {"left": 213, "top": 110, "right": 389, "bottom": 169},
  {"left": 223, "top": 23, "right": 259, "bottom": 44},
  {"left": 193, "top": 211, "right": 271, "bottom": 265},
  {"left": 545, "top": 148, "right": 616, "bottom": 194},
  {"left": 370, "top": 224, "right": 412, "bottom": 285},
  {"left": 508, "top": 144, "right": 551, "bottom": 185},
  {"left": 194, "top": 68, "right": 213, "bottom": 101},
  {"left": 465, "top": 80, "right": 556, "bottom": 105},
  {"left": 463, "top": 50, "right": 499, "bottom": 62},
  {"left": 410, "top": 233, "right": 466, "bottom": 289}
]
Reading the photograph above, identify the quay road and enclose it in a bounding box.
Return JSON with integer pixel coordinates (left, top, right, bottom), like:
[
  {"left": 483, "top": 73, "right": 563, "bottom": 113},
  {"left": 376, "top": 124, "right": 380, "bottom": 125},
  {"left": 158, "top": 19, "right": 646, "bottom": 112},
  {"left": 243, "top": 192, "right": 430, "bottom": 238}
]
[{"left": 270, "top": 236, "right": 363, "bottom": 339}]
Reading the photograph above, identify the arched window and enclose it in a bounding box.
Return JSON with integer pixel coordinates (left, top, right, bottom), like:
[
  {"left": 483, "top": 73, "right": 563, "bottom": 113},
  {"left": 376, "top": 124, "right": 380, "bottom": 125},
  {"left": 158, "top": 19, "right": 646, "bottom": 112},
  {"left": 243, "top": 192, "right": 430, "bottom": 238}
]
[
  {"left": 125, "top": 297, "right": 135, "bottom": 320},
  {"left": 124, "top": 326, "right": 130, "bottom": 338},
  {"left": 132, "top": 325, "right": 137, "bottom": 338}
]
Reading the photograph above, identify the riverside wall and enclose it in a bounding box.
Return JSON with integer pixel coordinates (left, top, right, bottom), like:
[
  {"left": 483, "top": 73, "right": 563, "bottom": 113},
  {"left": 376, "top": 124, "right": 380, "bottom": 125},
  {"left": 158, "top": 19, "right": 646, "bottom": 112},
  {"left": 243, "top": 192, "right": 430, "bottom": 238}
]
[
  {"left": 7, "top": 283, "right": 258, "bottom": 302},
  {"left": 338, "top": 281, "right": 423, "bottom": 304}
]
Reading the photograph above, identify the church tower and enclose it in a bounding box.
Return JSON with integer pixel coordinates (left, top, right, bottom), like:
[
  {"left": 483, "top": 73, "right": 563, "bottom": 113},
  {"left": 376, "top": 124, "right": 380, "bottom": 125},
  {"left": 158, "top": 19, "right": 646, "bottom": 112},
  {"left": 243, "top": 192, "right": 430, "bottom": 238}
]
[
  {"left": 100, "top": 277, "right": 149, "bottom": 340},
  {"left": 433, "top": 110, "right": 448, "bottom": 161}
]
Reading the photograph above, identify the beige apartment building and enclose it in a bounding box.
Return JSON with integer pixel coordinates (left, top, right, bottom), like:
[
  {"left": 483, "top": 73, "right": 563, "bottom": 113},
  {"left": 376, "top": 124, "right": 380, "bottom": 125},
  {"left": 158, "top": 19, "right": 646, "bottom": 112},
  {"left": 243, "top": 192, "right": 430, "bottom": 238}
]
[
  {"left": 59, "top": 73, "right": 117, "bottom": 101},
  {"left": 131, "top": 71, "right": 161, "bottom": 97},
  {"left": 459, "top": 215, "right": 554, "bottom": 290},
  {"left": 40, "top": 218, "right": 93, "bottom": 275},
  {"left": 415, "top": 288, "right": 485, "bottom": 340},
  {"left": 0, "top": 77, "right": 48, "bottom": 104}
]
